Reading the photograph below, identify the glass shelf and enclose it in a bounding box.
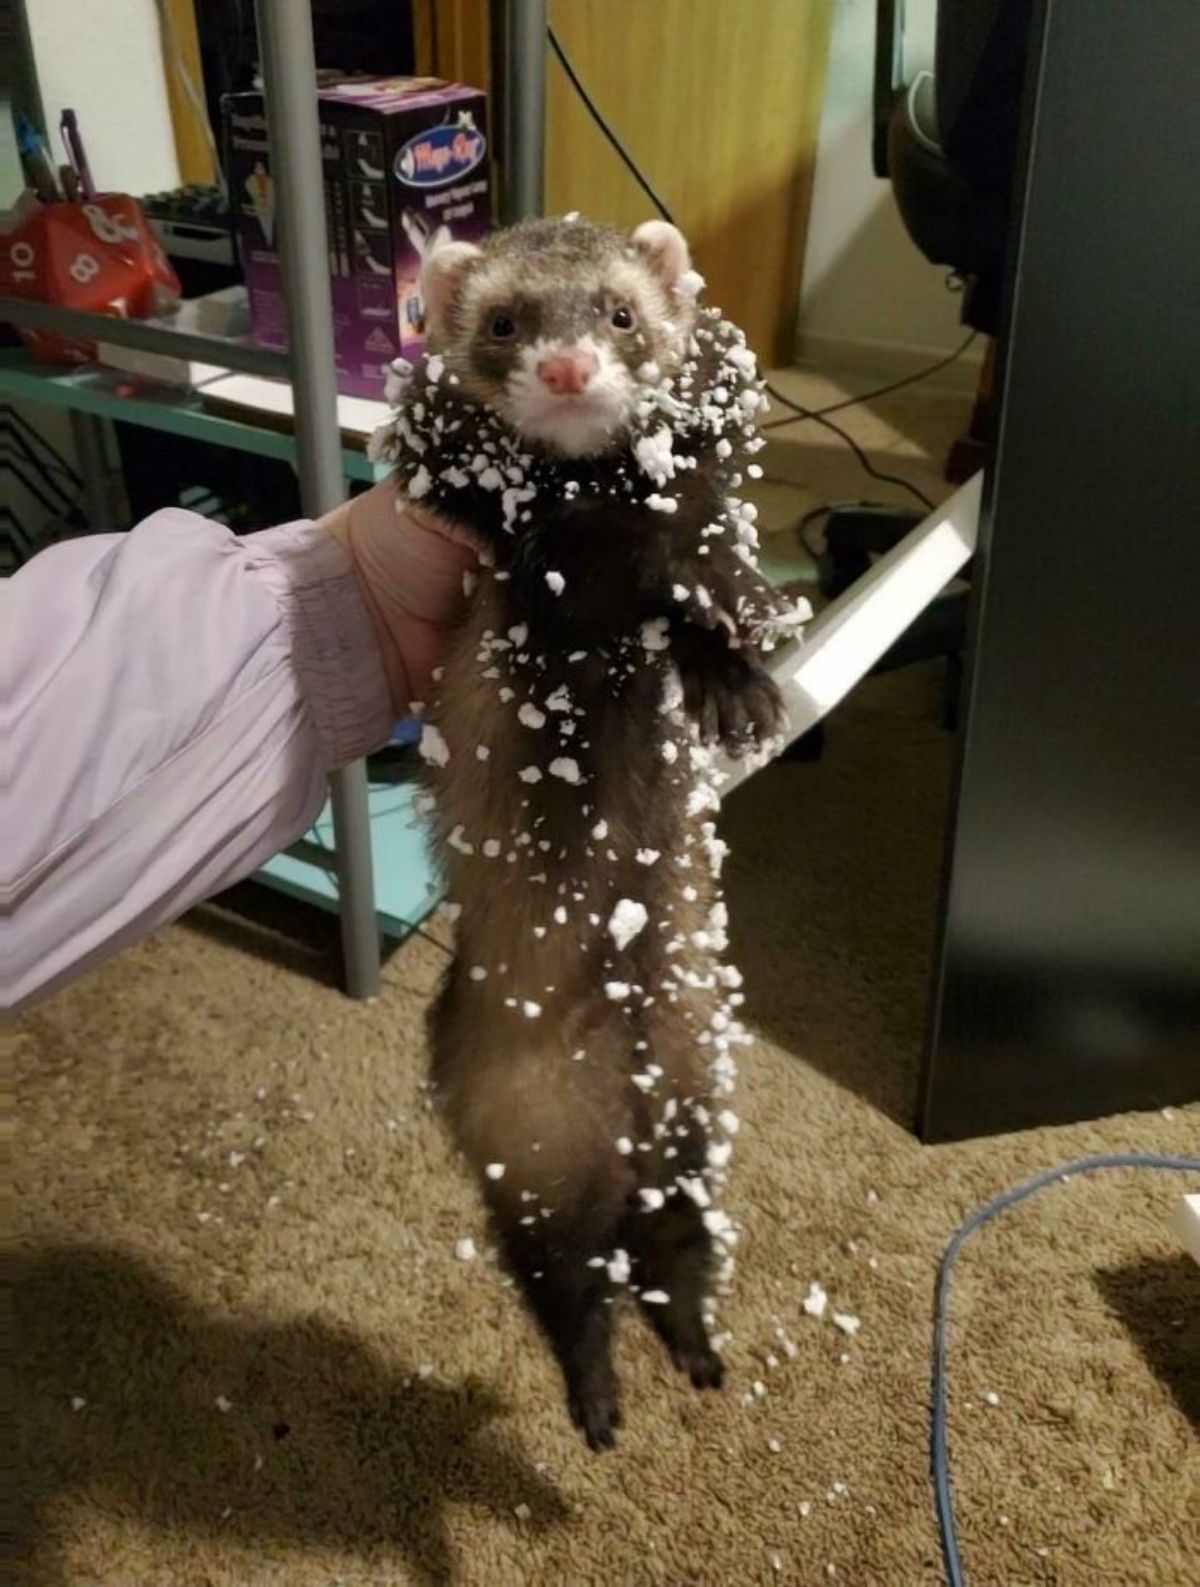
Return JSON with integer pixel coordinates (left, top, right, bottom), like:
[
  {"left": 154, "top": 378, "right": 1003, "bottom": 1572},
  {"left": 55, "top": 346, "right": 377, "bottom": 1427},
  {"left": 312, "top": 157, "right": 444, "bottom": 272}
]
[
  {"left": 1, "top": 288, "right": 288, "bottom": 378},
  {"left": 0, "top": 348, "right": 384, "bottom": 483},
  {"left": 262, "top": 779, "right": 442, "bottom": 943}
]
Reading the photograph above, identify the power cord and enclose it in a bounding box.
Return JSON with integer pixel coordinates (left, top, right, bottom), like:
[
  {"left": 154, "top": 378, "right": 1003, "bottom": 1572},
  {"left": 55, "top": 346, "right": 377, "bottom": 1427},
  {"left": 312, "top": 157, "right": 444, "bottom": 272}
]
[
  {"left": 761, "top": 331, "right": 979, "bottom": 430},
  {"left": 546, "top": 24, "right": 953, "bottom": 512},
  {"left": 546, "top": 26, "right": 673, "bottom": 221},
  {"left": 932, "top": 1151, "right": 1200, "bottom": 1587},
  {"left": 762, "top": 392, "right": 936, "bottom": 510}
]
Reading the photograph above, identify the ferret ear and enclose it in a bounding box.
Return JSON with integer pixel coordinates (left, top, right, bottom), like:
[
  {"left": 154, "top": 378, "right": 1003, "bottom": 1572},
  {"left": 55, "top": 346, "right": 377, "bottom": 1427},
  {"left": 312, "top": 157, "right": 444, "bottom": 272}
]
[
  {"left": 420, "top": 240, "right": 482, "bottom": 339},
  {"left": 631, "top": 220, "right": 692, "bottom": 290}
]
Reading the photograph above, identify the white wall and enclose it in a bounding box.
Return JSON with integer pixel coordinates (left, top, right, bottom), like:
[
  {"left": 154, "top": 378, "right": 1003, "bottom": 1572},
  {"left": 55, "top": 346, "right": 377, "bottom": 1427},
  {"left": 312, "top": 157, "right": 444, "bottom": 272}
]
[
  {"left": 798, "top": 0, "right": 977, "bottom": 378},
  {"left": 24, "top": 0, "right": 180, "bottom": 197}
]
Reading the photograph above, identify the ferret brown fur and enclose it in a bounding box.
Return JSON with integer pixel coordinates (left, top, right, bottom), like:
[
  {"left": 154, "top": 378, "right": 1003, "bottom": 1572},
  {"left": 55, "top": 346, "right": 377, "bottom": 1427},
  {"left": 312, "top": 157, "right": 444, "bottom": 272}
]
[{"left": 374, "top": 217, "right": 797, "bottom": 1448}]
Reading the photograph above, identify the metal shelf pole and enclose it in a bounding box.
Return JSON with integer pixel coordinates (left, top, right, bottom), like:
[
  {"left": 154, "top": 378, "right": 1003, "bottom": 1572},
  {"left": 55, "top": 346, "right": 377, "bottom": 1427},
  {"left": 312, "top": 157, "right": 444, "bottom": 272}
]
[
  {"left": 500, "top": 0, "right": 547, "bottom": 221},
  {"left": 254, "top": 0, "right": 381, "bottom": 998}
]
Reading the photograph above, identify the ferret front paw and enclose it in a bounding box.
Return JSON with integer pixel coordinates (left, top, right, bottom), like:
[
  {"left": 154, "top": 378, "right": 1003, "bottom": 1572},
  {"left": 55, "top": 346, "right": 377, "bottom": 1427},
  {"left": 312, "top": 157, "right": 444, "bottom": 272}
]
[{"left": 679, "top": 642, "right": 785, "bottom": 756}]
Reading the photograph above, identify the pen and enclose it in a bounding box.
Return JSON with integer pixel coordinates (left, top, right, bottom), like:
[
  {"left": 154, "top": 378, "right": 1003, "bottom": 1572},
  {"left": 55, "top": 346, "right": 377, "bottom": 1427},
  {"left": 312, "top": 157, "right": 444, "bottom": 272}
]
[
  {"left": 59, "top": 163, "right": 81, "bottom": 202},
  {"left": 60, "top": 108, "right": 96, "bottom": 201},
  {"left": 15, "top": 112, "right": 63, "bottom": 204}
]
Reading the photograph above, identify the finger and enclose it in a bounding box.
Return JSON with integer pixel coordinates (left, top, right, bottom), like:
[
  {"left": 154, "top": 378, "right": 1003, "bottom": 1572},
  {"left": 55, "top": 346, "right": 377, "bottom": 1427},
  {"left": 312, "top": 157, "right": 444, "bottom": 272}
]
[{"left": 407, "top": 500, "right": 489, "bottom": 557}]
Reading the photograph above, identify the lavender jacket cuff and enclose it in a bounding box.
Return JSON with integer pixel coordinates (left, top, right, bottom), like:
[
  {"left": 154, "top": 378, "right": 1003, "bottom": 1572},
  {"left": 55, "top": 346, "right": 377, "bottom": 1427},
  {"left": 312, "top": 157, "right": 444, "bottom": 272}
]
[{"left": 2, "top": 510, "right": 394, "bottom": 1013}]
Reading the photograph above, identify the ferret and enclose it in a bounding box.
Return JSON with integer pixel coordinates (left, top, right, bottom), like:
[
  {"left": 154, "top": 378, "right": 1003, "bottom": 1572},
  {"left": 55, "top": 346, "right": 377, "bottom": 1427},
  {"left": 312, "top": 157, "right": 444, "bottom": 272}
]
[{"left": 371, "top": 216, "right": 802, "bottom": 1450}]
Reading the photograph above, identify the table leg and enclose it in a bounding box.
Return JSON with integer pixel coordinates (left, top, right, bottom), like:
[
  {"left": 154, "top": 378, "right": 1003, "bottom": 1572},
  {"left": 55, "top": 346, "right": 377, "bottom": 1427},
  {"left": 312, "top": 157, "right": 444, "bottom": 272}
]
[{"left": 329, "top": 760, "right": 381, "bottom": 998}]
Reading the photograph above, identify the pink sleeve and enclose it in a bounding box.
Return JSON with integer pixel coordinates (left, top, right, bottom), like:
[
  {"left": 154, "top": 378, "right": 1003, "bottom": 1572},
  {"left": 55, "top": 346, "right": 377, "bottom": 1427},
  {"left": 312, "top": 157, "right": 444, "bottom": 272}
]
[{"left": 1, "top": 510, "right": 394, "bottom": 1012}]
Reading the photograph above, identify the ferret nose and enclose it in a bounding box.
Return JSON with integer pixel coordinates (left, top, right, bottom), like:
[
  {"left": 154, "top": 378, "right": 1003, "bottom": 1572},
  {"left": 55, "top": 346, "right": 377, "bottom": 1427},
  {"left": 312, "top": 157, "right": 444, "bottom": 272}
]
[{"left": 536, "top": 349, "right": 598, "bottom": 395}]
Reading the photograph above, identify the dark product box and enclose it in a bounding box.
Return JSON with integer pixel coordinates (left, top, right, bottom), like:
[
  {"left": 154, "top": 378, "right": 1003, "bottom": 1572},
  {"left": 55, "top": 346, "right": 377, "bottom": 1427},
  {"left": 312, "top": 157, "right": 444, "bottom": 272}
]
[{"left": 225, "top": 77, "right": 490, "bottom": 398}]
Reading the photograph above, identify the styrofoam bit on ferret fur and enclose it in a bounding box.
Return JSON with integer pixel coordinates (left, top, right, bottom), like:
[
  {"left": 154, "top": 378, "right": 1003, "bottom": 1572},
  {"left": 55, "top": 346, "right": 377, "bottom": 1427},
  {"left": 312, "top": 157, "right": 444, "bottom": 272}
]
[
  {"left": 406, "top": 463, "right": 432, "bottom": 499},
  {"left": 641, "top": 1289, "right": 670, "bottom": 1305},
  {"left": 615, "top": 1137, "right": 634, "bottom": 1155},
  {"left": 215, "top": 1395, "right": 233, "bottom": 1413},
  {"left": 518, "top": 702, "right": 546, "bottom": 730},
  {"left": 455, "top": 1237, "right": 477, "bottom": 1261},
  {"left": 984, "top": 1390, "right": 1000, "bottom": 1406},
  {"left": 636, "top": 848, "right": 660, "bottom": 866},
  {"left": 70, "top": 1396, "right": 87, "bottom": 1412},
  {"left": 544, "top": 569, "right": 566, "bottom": 595},
  {"left": 803, "top": 1282, "right": 828, "bottom": 1319},
  {"left": 548, "top": 756, "right": 582, "bottom": 784},
  {"left": 521, "top": 1000, "right": 542, "bottom": 1019},
  {"left": 604, "top": 980, "right": 631, "bottom": 1001},
  {"left": 608, "top": 898, "right": 648, "bottom": 950},
  {"left": 638, "top": 1187, "right": 666, "bottom": 1211},
  {"left": 485, "top": 1162, "right": 506, "bottom": 1180},
  {"left": 645, "top": 492, "right": 678, "bottom": 514},
  {"left": 640, "top": 616, "right": 671, "bottom": 651},
  {"left": 418, "top": 723, "right": 450, "bottom": 766},
  {"left": 607, "top": 1248, "right": 631, "bottom": 1284},
  {"left": 832, "top": 1312, "right": 861, "bottom": 1337},
  {"left": 518, "top": 765, "right": 542, "bottom": 783},
  {"left": 513, "top": 1502, "right": 532, "bottom": 1522}
]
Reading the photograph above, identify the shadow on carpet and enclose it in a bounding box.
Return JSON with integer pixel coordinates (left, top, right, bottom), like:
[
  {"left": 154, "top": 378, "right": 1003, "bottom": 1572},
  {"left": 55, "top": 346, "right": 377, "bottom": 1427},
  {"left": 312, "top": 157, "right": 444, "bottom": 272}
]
[
  {"left": 7, "top": 1245, "right": 568, "bottom": 1587},
  {"left": 1095, "top": 1254, "right": 1200, "bottom": 1427}
]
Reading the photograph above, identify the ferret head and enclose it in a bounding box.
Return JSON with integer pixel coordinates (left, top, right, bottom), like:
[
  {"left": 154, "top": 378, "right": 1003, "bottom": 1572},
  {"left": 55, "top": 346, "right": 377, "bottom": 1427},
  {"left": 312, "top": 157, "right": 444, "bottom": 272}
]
[{"left": 420, "top": 216, "right": 699, "bottom": 458}]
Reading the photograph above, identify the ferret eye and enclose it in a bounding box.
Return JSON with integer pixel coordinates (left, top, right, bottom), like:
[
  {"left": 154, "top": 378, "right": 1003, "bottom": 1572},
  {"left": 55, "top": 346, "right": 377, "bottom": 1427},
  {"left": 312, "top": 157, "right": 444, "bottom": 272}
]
[
  {"left": 489, "top": 312, "right": 517, "bottom": 340},
  {"left": 611, "top": 304, "right": 635, "bottom": 331}
]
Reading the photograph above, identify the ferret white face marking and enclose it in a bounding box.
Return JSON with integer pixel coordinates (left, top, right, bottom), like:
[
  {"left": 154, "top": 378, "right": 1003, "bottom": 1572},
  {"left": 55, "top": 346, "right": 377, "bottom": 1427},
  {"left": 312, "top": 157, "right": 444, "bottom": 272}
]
[{"left": 503, "top": 332, "right": 637, "bottom": 458}]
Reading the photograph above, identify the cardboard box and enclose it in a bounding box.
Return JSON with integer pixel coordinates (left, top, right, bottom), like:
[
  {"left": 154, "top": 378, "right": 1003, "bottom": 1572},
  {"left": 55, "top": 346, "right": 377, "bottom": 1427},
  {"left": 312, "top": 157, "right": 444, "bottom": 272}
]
[{"left": 225, "top": 76, "right": 490, "bottom": 398}]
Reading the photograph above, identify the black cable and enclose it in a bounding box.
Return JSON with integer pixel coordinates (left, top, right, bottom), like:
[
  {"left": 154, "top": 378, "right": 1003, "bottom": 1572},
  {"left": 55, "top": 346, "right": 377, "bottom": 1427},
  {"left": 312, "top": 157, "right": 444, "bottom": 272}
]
[
  {"left": 796, "top": 503, "right": 834, "bottom": 562},
  {"left": 762, "top": 332, "right": 979, "bottom": 430},
  {"left": 545, "top": 24, "right": 936, "bottom": 512},
  {"left": 546, "top": 27, "right": 676, "bottom": 224},
  {"left": 767, "top": 396, "right": 937, "bottom": 510}
]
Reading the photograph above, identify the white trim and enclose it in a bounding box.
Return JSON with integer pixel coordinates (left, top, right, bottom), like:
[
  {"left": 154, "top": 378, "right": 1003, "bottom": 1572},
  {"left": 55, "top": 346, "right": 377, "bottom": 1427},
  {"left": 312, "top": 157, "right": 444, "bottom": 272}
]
[
  {"left": 1171, "top": 1194, "right": 1200, "bottom": 1266},
  {"left": 720, "top": 471, "right": 983, "bottom": 795}
]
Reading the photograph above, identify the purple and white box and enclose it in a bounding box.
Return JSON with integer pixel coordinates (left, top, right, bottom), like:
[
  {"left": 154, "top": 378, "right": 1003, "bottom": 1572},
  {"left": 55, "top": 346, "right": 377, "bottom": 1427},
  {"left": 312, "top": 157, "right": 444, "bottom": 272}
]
[{"left": 225, "top": 76, "right": 491, "bottom": 399}]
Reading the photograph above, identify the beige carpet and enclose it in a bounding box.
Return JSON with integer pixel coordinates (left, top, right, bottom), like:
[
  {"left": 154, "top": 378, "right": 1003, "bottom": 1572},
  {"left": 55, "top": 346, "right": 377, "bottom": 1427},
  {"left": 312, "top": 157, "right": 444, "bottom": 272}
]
[{"left": 9, "top": 375, "right": 1198, "bottom": 1587}]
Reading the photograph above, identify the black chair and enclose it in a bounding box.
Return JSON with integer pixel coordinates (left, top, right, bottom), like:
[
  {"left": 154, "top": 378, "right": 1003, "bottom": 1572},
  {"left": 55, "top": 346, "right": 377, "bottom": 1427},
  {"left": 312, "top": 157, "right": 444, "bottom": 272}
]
[
  {"left": 812, "top": 0, "right": 1033, "bottom": 715},
  {"left": 874, "top": 0, "right": 1031, "bottom": 338}
]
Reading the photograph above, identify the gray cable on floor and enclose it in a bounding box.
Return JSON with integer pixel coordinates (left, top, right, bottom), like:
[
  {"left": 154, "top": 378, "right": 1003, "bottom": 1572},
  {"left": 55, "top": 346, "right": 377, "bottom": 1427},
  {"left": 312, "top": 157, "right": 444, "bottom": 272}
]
[{"left": 933, "top": 1150, "right": 1200, "bottom": 1586}]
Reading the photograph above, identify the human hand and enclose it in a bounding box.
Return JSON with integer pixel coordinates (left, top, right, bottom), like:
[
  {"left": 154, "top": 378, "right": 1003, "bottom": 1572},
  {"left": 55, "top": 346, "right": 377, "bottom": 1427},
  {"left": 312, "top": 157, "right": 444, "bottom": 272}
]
[{"left": 320, "top": 478, "right": 480, "bottom": 714}]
